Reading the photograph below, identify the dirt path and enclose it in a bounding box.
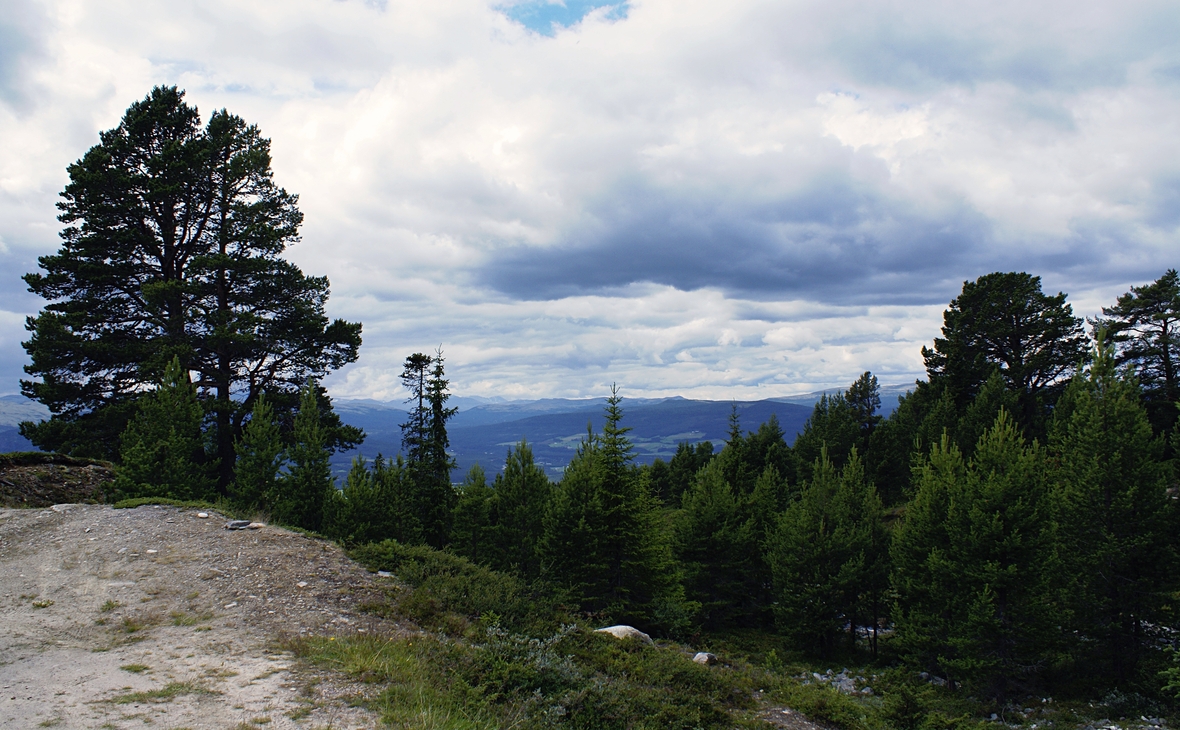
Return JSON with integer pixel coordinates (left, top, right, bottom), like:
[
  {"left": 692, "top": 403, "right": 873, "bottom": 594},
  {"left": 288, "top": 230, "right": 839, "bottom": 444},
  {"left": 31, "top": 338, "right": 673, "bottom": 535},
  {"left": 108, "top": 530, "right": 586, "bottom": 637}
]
[{"left": 0, "top": 503, "right": 402, "bottom": 730}]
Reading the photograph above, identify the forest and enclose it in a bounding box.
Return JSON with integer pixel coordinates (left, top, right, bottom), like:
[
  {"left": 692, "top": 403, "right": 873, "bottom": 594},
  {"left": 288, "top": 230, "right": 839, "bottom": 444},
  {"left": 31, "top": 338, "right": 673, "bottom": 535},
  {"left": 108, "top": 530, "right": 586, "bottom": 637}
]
[{"left": 17, "top": 87, "right": 1180, "bottom": 728}]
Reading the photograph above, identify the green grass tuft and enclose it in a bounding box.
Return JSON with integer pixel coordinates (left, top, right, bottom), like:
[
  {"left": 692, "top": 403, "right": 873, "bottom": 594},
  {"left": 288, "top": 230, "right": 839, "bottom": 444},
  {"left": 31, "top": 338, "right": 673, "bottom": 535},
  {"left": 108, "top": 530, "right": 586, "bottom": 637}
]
[{"left": 106, "top": 681, "right": 216, "bottom": 704}]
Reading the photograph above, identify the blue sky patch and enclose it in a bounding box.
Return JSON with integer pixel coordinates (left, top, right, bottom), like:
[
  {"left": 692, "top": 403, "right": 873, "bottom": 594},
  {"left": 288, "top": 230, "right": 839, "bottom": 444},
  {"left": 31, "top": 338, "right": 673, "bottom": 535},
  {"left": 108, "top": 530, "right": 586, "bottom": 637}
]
[{"left": 500, "top": 1, "right": 628, "bottom": 35}]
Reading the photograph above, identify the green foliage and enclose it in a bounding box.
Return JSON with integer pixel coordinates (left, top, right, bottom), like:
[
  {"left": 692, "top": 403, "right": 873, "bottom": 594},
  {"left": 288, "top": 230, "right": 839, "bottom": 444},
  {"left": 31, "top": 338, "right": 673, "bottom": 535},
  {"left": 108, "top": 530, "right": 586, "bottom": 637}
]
[
  {"left": 349, "top": 539, "right": 550, "bottom": 634},
  {"left": 1050, "top": 334, "right": 1177, "bottom": 682},
  {"left": 541, "top": 387, "right": 689, "bottom": 632},
  {"left": 112, "top": 497, "right": 218, "bottom": 510},
  {"left": 676, "top": 457, "right": 753, "bottom": 628},
  {"left": 230, "top": 394, "right": 281, "bottom": 512},
  {"left": 767, "top": 449, "right": 886, "bottom": 657},
  {"left": 324, "top": 454, "right": 420, "bottom": 545},
  {"left": 113, "top": 357, "right": 216, "bottom": 502},
  {"left": 268, "top": 381, "right": 333, "bottom": 531},
  {"left": 450, "top": 464, "right": 496, "bottom": 564},
  {"left": 922, "top": 271, "right": 1088, "bottom": 436},
  {"left": 400, "top": 349, "right": 457, "bottom": 548},
  {"left": 487, "top": 440, "right": 551, "bottom": 578},
  {"left": 893, "top": 411, "right": 1057, "bottom": 700},
  {"left": 20, "top": 85, "right": 362, "bottom": 473},
  {"left": 1097, "top": 268, "right": 1180, "bottom": 438},
  {"left": 792, "top": 394, "right": 860, "bottom": 482}
]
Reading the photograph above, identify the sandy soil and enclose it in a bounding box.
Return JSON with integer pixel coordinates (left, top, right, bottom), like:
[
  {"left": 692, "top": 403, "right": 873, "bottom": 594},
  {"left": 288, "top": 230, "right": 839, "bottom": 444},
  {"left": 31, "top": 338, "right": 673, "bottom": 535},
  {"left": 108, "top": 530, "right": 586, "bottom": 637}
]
[{"left": 0, "top": 503, "right": 402, "bottom": 730}]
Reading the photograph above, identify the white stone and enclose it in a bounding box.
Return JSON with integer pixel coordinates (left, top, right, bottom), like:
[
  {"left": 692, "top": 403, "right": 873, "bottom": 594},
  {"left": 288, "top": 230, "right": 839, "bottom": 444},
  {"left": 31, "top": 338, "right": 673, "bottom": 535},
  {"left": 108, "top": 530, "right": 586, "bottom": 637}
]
[
  {"left": 693, "top": 652, "right": 717, "bottom": 665},
  {"left": 197, "top": 513, "right": 209, "bottom": 518},
  {"left": 594, "top": 625, "right": 653, "bottom": 645}
]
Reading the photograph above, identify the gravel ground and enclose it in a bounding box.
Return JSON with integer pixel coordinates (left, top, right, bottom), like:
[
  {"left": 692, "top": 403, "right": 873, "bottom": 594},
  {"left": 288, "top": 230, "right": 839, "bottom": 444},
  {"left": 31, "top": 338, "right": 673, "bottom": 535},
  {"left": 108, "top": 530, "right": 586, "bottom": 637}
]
[{"left": 0, "top": 503, "right": 404, "bottom": 730}]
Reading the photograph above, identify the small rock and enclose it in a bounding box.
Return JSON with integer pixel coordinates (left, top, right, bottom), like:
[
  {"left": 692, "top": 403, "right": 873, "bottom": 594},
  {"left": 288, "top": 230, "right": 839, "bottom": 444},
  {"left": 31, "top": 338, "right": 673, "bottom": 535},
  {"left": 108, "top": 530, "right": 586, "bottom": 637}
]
[
  {"left": 376, "top": 570, "right": 392, "bottom": 577},
  {"left": 146, "top": 549, "right": 157, "bottom": 554},
  {"left": 693, "top": 652, "right": 718, "bottom": 665},
  {"left": 594, "top": 625, "right": 654, "bottom": 645},
  {"left": 296, "top": 581, "right": 308, "bottom": 588},
  {"left": 224, "top": 520, "right": 251, "bottom": 530},
  {"left": 117, "top": 547, "right": 127, "bottom": 554},
  {"left": 224, "top": 602, "right": 237, "bottom": 609},
  {"left": 50, "top": 504, "right": 73, "bottom": 513},
  {"left": 197, "top": 512, "right": 209, "bottom": 518}
]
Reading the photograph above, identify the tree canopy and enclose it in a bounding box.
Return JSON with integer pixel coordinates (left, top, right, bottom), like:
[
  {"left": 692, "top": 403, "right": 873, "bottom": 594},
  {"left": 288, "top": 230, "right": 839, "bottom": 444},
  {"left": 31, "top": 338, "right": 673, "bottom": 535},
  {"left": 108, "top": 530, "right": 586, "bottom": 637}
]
[{"left": 20, "top": 86, "right": 361, "bottom": 484}]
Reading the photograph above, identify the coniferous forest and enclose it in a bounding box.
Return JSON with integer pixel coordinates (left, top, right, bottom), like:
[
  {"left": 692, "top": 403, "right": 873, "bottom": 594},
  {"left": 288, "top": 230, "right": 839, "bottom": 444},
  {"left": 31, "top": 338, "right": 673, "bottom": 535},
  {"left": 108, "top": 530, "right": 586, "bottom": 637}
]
[{"left": 16, "top": 88, "right": 1180, "bottom": 729}]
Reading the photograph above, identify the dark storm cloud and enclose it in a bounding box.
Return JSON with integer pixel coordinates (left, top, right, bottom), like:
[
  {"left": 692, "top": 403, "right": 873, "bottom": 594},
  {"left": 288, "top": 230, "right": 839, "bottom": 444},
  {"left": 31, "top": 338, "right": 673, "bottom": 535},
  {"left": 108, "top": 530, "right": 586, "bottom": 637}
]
[{"left": 481, "top": 174, "right": 1002, "bottom": 305}]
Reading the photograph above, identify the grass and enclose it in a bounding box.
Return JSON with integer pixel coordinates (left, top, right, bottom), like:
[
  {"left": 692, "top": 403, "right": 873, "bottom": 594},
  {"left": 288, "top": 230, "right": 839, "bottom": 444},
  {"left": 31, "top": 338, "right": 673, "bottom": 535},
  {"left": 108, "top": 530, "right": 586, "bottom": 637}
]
[
  {"left": 106, "top": 681, "right": 217, "bottom": 704},
  {"left": 32, "top": 599, "right": 54, "bottom": 608},
  {"left": 100, "top": 599, "right": 119, "bottom": 612},
  {"left": 171, "top": 609, "right": 214, "bottom": 626},
  {"left": 113, "top": 497, "right": 218, "bottom": 510},
  {"left": 119, "top": 664, "right": 150, "bottom": 673}
]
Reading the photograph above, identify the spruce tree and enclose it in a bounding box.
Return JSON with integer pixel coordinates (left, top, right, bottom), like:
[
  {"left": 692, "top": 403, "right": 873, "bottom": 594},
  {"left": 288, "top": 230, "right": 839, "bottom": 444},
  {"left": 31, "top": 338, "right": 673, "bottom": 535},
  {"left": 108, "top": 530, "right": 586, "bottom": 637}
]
[
  {"left": 541, "top": 388, "right": 685, "bottom": 629},
  {"left": 231, "top": 394, "right": 282, "bottom": 512},
  {"left": 676, "top": 457, "right": 752, "bottom": 627},
  {"left": 115, "top": 356, "right": 216, "bottom": 501},
  {"left": 1050, "top": 334, "right": 1175, "bottom": 682},
  {"left": 399, "top": 349, "right": 456, "bottom": 547},
  {"left": 270, "top": 381, "right": 333, "bottom": 531}
]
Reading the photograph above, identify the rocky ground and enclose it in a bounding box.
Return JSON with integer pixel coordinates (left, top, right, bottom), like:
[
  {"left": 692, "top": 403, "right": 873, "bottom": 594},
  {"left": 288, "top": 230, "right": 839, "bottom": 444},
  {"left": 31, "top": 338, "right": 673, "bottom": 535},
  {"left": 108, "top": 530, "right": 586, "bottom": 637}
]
[{"left": 0, "top": 502, "right": 404, "bottom": 730}]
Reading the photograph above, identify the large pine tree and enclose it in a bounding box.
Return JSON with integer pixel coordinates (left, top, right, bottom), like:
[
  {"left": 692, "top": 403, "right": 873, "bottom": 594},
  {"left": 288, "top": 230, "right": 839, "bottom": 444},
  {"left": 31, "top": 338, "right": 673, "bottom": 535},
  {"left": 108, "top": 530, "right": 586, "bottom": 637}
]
[{"left": 20, "top": 86, "right": 361, "bottom": 482}]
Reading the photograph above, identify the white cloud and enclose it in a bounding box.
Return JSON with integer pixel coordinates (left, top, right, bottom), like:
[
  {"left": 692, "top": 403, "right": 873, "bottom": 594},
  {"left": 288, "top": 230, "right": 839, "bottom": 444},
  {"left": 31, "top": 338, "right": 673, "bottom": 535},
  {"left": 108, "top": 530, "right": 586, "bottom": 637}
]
[{"left": 0, "top": 0, "right": 1177, "bottom": 400}]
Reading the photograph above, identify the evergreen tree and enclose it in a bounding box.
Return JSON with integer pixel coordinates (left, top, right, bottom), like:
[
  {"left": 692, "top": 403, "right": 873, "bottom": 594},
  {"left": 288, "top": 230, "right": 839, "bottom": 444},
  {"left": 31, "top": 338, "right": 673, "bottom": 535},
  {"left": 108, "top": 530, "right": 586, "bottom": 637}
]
[
  {"left": 270, "top": 381, "right": 334, "bottom": 531},
  {"left": 1096, "top": 269, "right": 1180, "bottom": 438},
  {"left": 20, "top": 86, "right": 362, "bottom": 472},
  {"left": 792, "top": 393, "right": 860, "bottom": 484},
  {"left": 540, "top": 387, "right": 684, "bottom": 629},
  {"left": 922, "top": 272, "right": 1088, "bottom": 436},
  {"left": 893, "top": 412, "right": 1058, "bottom": 700},
  {"left": 1050, "top": 334, "right": 1176, "bottom": 682},
  {"left": 488, "top": 440, "right": 551, "bottom": 578},
  {"left": 451, "top": 464, "right": 495, "bottom": 565},
  {"left": 400, "top": 349, "right": 457, "bottom": 548},
  {"left": 114, "top": 356, "right": 216, "bottom": 501},
  {"left": 676, "top": 457, "right": 752, "bottom": 627},
  {"left": 846, "top": 371, "right": 883, "bottom": 452},
  {"left": 767, "top": 449, "right": 884, "bottom": 657},
  {"left": 231, "top": 393, "right": 282, "bottom": 512}
]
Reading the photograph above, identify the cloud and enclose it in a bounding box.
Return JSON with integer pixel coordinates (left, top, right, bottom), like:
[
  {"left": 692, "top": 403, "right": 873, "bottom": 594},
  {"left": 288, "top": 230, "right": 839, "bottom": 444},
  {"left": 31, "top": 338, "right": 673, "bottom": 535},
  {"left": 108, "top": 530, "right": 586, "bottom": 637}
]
[{"left": 0, "top": 0, "right": 1178, "bottom": 401}]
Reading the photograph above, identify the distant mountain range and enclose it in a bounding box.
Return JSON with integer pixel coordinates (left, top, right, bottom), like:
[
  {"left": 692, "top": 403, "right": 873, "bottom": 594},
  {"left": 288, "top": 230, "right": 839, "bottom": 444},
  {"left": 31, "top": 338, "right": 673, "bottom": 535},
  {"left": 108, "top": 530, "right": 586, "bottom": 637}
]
[{"left": 0, "top": 382, "right": 915, "bottom": 480}]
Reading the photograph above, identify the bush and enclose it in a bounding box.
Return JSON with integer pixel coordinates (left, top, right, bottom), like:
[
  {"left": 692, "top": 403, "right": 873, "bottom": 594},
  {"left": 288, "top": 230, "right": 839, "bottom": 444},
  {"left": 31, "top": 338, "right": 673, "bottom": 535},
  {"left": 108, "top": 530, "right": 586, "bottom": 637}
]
[{"left": 349, "top": 540, "right": 560, "bottom": 634}]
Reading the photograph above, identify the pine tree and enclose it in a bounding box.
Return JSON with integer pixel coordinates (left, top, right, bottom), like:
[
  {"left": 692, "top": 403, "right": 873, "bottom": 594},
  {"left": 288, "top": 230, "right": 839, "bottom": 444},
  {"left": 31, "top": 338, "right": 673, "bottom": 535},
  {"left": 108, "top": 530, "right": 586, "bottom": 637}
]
[
  {"left": 20, "top": 86, "right": 362, "bottom": 472},
  {"left": 114, "top": 356, "right": 216, "bottom": 501},
  {"left": 893, "top": 412, "right": 1058, "bottom": 700},
  {"left": 270, "top": 381, "right": 334, "bottom": 531},
  {"left": 1050, "top": 333, "right": 1175, "bottom": 682},
  {"left": 676, "top": 457, "right": 752, "bottom": 627},
  {"left": 231, "top": 394, "right": 282, "bottom": 512},
  {"left": 488, "top": 440, "right": 551, "bottom": 578},
  {"left": 767, "top": 449, "right": 883, "bottom": 657},
  {"left": 451, "top": 464, "right": 495, "bottom": 565},
  {"left": 1097, "top": 269, "right": 1180, "bottom": 439},
  {"left": 792, "top": 393, "right": 860, "bottom": 483}
]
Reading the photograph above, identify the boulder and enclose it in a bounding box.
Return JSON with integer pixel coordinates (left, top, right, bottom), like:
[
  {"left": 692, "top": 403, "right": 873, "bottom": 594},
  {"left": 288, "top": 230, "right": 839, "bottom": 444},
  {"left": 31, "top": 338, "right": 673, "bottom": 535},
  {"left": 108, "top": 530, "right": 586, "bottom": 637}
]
[
  {"left": 594, "top": 625, "right": 654, "bottom": 645},
  {"left": 224, "top": 520, "right": 251, "bottom": 530},
  {"left": 693, "top": 652, "right": 717, "bottom": 665}
]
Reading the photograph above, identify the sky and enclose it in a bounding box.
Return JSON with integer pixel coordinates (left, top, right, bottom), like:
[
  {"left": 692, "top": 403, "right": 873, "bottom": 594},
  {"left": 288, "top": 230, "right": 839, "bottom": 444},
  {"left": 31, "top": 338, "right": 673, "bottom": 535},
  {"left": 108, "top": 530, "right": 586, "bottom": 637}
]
[{"left": 0, "top": 0, "right": 1177, "bottom": 403}]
